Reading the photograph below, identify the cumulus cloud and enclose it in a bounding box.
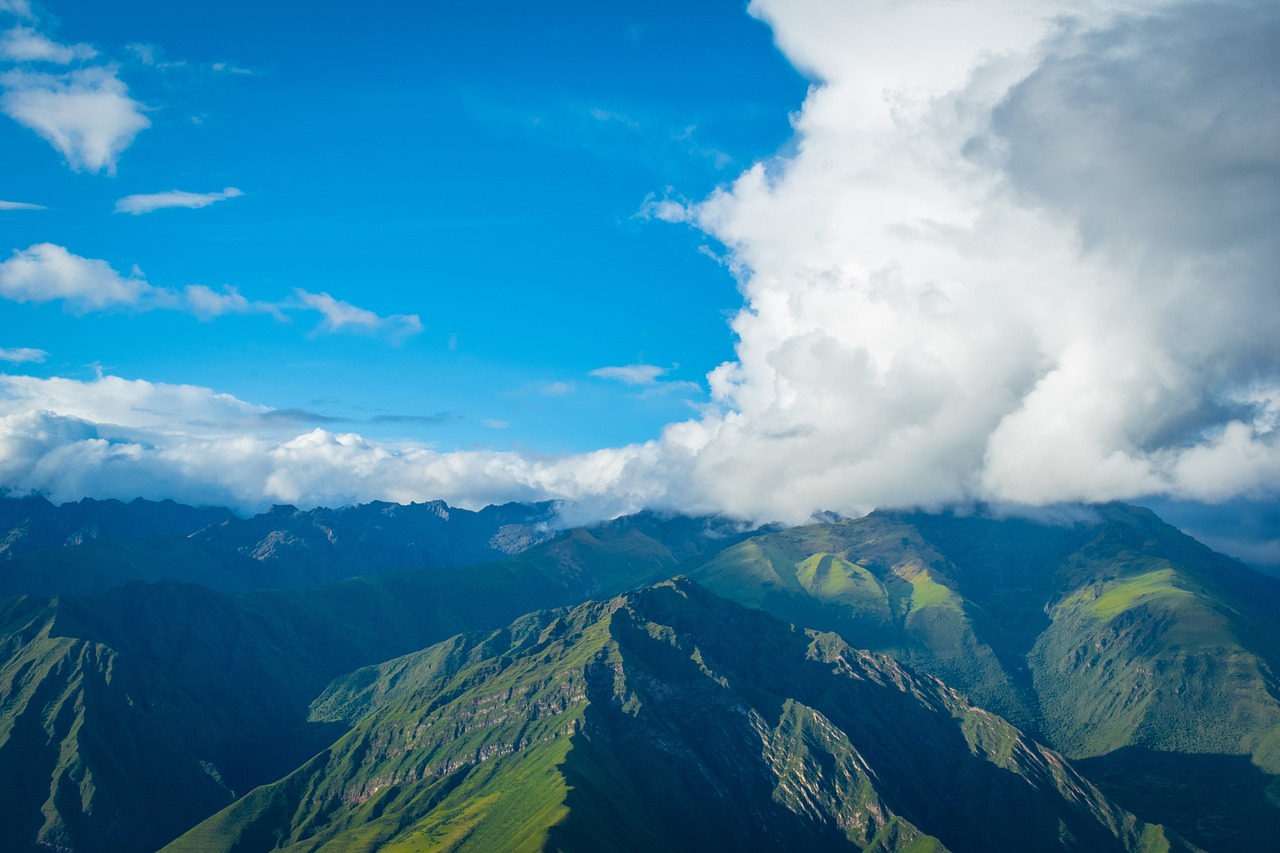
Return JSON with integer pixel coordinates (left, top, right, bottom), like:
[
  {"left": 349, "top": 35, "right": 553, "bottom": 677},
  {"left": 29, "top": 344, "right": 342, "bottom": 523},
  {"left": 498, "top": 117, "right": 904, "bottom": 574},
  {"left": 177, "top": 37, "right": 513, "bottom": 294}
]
[
  {"left": 0, "top": 26, "right": 96, "bottom": 63},
  {"left": 294, "top": 289, "right": 424, "bottom": 341},
  {"left": 0, "top": 199, "right": 44, "bottom": 209},
  {"left": 0, "top": 243, "right": 157, "bottom": 311},
  {"left": 115, "top": 186, "right": 243, "bottom": 215},
  {"left": 0, "top": 346, "right": 45, "bottom": 363},
  {"left": 0, "top": 66, "right": 149, "bottom": 172},
  {"left": 647, "top": 0, "right": 1280, "bottom": 520}
]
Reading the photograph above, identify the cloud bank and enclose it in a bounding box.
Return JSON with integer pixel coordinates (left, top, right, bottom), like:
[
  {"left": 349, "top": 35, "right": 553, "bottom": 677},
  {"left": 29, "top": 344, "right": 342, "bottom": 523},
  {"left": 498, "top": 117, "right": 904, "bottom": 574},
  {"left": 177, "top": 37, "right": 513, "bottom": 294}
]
[{"left": 2, "top": 0, "right": 1279, "bottom": 529}]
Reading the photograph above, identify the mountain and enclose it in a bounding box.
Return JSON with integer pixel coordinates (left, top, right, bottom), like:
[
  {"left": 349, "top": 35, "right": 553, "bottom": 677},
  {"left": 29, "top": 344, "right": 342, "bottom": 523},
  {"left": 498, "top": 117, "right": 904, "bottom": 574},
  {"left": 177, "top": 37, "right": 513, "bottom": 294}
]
[
  {"left": 0, "top": 494, "right": 233, "bottom": 562},
  {"left": 0, "top": 496, "right": 559, "bottom": 596},
  {"left": 0, "top": 514, "right": 744, "bottom": 852},
  {"left": 684, "top": 503, "right": 1280, "bottom": 850},
  {"left": 167, "top": 578, "right": 1183, "bottom": 853},
  {"left": 0, "top": 497, "right": 1271, "bottom": 850}
]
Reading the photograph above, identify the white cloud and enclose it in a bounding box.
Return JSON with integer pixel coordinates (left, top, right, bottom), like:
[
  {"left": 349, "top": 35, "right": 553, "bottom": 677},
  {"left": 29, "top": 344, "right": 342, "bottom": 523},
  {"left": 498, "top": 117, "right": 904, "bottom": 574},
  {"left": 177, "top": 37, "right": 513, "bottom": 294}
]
[
  {"left": 589, "top": 364, "right": 669, "bottom": 385},
  {"left": 0, "top": 199, "right": 44, "bottom": 209},
  {"left": 636, "top": 191, "right": 691, "bottom": 223},
  {"left": 0, "top": 243, "right": 157, "bottom": 311},
  {"left": 0, "top": 26, "right": 95, "bottom": 63},
  {"left": 0, "top": 245, "right": 407, "bottom": 338},
  {"left": 541, "top": 381, "right": 574, "bottom": 396},
  {"left": 0, "top": 346, "right": 45, "bottom": 363},
  {"left": 0, "top": 66, "right": 149, "bottom": 173},
  {"left": 294, "top": 289, "right": 424, "bottom": 341},
  {"left": 115, "top": 187, "right": 243, "bottom": 215},
  {"left": 0, "top": 374, "right": 667, "bottom": 516},
  {"left": 0, "top": 1, "right": 33, "bottom": 21},
  {"left": 183, "top": 284, "right": 280, "bottom": 320}
]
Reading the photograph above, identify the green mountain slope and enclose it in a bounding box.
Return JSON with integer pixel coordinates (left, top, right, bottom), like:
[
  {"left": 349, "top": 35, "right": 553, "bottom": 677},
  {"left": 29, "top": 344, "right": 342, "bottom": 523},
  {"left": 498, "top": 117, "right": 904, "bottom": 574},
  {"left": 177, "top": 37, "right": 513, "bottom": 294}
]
[
  {"left": 685, "top": 504, "right": 1280, "bottom": 850},
  {"left": 168, "top": 579, "right": 1185, "bottom": 853},
  {"left": 0, "top": 519, "right": 731, "bottom": 852}
]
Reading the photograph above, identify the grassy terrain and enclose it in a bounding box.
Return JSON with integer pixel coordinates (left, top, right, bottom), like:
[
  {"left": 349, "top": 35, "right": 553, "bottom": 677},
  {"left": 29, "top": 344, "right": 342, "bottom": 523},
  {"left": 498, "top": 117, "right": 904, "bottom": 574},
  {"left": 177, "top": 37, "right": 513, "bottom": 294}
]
[{"left": 169, "top": 579, "right": 1175, "bottom": 852}]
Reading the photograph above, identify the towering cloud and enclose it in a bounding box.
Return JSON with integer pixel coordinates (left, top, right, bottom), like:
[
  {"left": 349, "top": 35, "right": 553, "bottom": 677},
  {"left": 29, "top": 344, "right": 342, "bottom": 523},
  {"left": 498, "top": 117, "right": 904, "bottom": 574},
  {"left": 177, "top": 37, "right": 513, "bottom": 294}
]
[{"left": 658, "top": 0, "right": 1280, "bottom": 519}]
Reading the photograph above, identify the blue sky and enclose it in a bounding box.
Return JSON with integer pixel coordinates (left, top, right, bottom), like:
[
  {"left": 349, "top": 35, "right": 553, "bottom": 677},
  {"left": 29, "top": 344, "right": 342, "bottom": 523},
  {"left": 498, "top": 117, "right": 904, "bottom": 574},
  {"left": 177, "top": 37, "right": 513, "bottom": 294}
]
[
  {"left": 2, "top": 0, "right": 1278, "bottom": 570},
  {"left": 1, "top": 0, "right": 805, "bottom": 451}
]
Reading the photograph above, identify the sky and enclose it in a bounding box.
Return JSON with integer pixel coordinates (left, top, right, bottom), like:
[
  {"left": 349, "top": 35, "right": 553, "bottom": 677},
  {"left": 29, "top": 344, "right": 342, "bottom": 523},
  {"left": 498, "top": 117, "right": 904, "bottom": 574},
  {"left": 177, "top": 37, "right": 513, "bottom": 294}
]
[{"left": 2, "top": 0, "right": 1278, "bottom": 568}]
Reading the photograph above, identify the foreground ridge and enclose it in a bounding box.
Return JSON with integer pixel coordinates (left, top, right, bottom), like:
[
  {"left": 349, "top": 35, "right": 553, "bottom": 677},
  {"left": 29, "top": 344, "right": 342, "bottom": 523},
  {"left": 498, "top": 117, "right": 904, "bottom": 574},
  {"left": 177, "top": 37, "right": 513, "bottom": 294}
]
[{"left": 168, "top": 578, "right": 1184, "bottom": 852}]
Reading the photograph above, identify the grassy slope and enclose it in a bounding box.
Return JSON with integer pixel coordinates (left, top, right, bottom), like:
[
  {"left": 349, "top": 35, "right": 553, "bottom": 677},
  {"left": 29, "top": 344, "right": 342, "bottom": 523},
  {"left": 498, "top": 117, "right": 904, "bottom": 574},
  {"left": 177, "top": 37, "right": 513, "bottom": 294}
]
[
  {"left": 170, "top": 580, "right": 1181, "bottom": 853},
  {"left": 685, "top": 504, "right": 1280, "bottom": 851},
  {"left": 0, "top": 523, "right": 705, "bottom": 852}
]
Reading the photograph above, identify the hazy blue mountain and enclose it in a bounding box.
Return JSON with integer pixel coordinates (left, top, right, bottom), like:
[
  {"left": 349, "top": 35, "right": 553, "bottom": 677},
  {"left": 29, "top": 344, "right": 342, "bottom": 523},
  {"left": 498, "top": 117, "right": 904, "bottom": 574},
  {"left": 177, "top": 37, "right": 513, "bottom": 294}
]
[{"left": 0, "top": 496, "right": 559, "bottom": 596}]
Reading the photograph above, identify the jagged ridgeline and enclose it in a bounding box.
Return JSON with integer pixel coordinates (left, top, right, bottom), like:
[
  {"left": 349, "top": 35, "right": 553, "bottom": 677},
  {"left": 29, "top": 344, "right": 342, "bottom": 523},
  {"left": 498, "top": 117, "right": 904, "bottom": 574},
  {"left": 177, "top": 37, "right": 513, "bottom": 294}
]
[
  {"left": 166, "top": 579, "right": 1180, "bottom": 853},
  {"left": 0, "top": 495, "right": 561, "bottom": 595}
]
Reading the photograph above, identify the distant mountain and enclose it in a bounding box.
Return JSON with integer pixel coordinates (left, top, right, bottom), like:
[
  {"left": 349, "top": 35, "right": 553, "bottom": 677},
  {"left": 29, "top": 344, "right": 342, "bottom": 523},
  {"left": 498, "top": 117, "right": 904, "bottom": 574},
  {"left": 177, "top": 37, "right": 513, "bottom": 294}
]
[
  {"left": 0, "top": 495, "right": 560, "bottom": 596},
  {"left": 0, "top": 514, "right": 745, "bottom": 852},
  {"left": 685, "top": 503, "right": 1280, "bottom": 850},
  {"left": 167, "top": 579, "right": 1182, "bottom": 852},
  {"left": 0, "top": 493, "right": 233, "bottom": 561}
]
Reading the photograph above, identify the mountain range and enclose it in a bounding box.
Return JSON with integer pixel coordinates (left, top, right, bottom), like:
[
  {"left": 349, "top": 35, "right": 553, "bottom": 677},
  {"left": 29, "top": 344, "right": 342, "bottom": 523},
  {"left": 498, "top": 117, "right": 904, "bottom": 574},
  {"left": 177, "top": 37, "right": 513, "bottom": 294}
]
[{"left": 0, "top": 494, "right": 1274, "bottom": 851}]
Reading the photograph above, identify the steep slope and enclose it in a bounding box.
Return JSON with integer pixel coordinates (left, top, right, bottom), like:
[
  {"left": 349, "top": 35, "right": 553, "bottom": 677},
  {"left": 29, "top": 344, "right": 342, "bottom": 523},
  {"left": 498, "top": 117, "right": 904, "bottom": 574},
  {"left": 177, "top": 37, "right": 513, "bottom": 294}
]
[
  {"left": 0, "top": 596, "right": 238, "bottom": 853},
  {"left": 686, "top": 503, "right": 1280, "bottom": 849},
  {"left": 168, "top": 579, "right": 1184, "bottom": 853},
  {"left": 0, "top": 518, "right": 732, "bottom": 852}
]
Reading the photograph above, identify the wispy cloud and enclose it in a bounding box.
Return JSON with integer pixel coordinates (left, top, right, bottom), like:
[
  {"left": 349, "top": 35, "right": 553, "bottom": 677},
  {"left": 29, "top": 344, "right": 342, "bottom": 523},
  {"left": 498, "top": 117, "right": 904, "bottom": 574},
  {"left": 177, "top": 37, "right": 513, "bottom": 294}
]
[
  {"left": 589, "top": 364, "right": 669, "bottom": 385},
  {"left": 541, "top": 381, "right": 574, "bottom": 397},
  {"left": 0, "top": 66, "right": 149, "bottom": 173},
  {"left": 115, "top": 186, "right": 242, "bottom": 215},
  {"left": 0, "top": 244, "right": 416, "bottom": 342},
  {"left": 0, "top": 26, "right": 95, "bottom": 63},
  {"left": 589, "top": 363, "right": 702, "bottom": 398},
  {"left": 294, "top": 289, "right": 424, "bottom": 341},
  {"left": 183, "top": 283, "right": 279, "bottom": 320},
  {"left": 0, "top": 199, "right": 44, "bottom": 210},
  {"left": 0, "top": 346, "right": 45, "bottom": 363},
  {"left": 210, "top": 61, "right": 253, "bottom": 76},
  {"left": 636, "top": 190, "right": 691, "bottom": 223},
  {"left": 0, "top": 1, "right": 34, "bottom": 21}
]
